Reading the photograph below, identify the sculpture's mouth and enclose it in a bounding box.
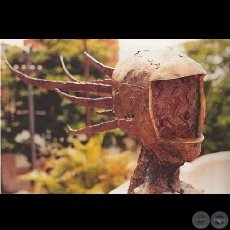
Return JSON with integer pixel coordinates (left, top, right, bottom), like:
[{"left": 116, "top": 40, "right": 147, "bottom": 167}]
[
  {"left": 159, "top": 134, "right": 204, "bottom": 144},
  {"left": 149, "top": 74, "right": 206, "bottom": 141}
]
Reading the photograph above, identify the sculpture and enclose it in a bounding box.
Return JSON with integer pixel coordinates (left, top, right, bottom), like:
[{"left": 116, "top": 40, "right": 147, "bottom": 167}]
[{"left": 4, "top": 48, "right": 207, "bottom": 194}]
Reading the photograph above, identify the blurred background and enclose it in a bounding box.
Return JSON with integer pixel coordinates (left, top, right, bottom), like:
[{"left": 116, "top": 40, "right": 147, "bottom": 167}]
[{"left": 1, "top": 39, "right": 230, "bottom": 194}]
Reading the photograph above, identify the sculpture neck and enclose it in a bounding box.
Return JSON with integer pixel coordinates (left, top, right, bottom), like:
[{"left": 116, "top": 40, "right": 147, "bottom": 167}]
[{"left": 128, "top": 146, "right": 182, "bottom": 194}]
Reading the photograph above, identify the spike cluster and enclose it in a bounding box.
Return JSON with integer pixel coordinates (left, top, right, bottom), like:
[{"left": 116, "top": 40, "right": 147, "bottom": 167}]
[{"left": 3, "top": 52, "right": 121, "bottom": 135}]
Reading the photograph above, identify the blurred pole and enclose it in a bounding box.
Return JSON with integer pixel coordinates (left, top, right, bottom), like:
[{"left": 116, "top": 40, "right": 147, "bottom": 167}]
[
  {"left": 83, "top": 39, "right": 92, "bottom": 141},
  {"left": 24, "top": 46, "right": 36, "bottom": 170}
]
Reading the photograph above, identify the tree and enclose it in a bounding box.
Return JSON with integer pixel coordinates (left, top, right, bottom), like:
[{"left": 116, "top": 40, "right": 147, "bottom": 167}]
[
  {"left": 1, "top": 39, "right": 119, "bottom": 160},
  {"left": 183, "top": 39, "right": 230, "bottom": 154}
]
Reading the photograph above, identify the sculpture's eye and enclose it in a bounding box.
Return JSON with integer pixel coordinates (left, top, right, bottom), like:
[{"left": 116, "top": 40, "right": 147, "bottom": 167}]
[
  {"left": 156, "top": 81, "right": 164, "bottom": 89},
  {"left": 184, "top": 111, "right": 190, "bottom": 120},
  {"left": 150, "top": 76, "right": 200, "bottom": 139},
  {"left": 161, "top": 118, "right": 168, "bottom": 127},
  {"left": 182, "top": 77, "right": 192, "bottom": 84}
]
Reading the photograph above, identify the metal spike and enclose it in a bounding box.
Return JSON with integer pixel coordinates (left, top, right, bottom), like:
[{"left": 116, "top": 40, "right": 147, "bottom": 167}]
[
  {"left": 84, "top": 51, "right": 114, "bottom": 76},
  {"left": 96, "top": 110, "right": 116, "bottom": 117},
  {"left": 60, "top": 55, "right": 78, "bottom": 82},
  {"left": 4, "top": 55, "right": 112, "bottom": 94},
  {"left": 55, "top": 88, "right": 113, "bottom": 108},
  {"left": 67, "top": 120, "right": 119, "bottom": 134}
]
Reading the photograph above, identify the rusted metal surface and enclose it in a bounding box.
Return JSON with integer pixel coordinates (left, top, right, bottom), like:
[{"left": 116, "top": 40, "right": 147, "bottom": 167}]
[{"left": 4, "top": 48, "right": 207, "bottom": 194}]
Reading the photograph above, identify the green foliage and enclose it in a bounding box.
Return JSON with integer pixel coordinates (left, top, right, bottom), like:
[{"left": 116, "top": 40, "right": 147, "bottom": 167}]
[
  {"left": 17, "top": 133, "right": 137, "bottom": 194},
  {"left": 183, "top": 39, "right": 230, "bottom": 154}
]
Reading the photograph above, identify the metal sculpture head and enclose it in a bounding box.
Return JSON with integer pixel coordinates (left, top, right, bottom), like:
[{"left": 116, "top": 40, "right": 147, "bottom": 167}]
[
  {"left": 112, "top": 50, "right": 206, "bottom": 164},
  {"left": 4, "top": 48, "right": 206, "bottom": 194}
]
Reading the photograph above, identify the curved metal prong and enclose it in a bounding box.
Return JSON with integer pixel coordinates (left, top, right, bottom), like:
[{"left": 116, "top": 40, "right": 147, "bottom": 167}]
[
  {"left": 96, "top": 110, "right": 116, "bottom": 117},
  {"left": 84, "top": 51, "right": 114, "bottom": 77},
  {"left": 67, "top": 120, "right": 119, "bottom": 134},
  {"left": 60, "top": 55, "right": 79, "bottom": 82},
  {"left": 55, "top": 88, "right": 113, "bottom": 108},
  {"left": 4, "top": 55, "right": 112, "bottom": 94}
]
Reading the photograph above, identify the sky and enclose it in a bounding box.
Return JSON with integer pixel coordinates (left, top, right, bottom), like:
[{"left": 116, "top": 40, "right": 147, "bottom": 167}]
[
  {"left": 118, "top": 39, "right": 199, "bottom": 59},
  {"left": 1, "top": 39, "right": 199, "bottom": 60}
]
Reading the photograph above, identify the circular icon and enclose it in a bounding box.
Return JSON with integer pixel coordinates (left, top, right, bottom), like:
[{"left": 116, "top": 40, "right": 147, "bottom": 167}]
[
  {"left": 192, "top": 211, "right": 210, "bottom": 229},
  {"left": 211, "top": 211, "right": 229, "bottom": 229}
]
